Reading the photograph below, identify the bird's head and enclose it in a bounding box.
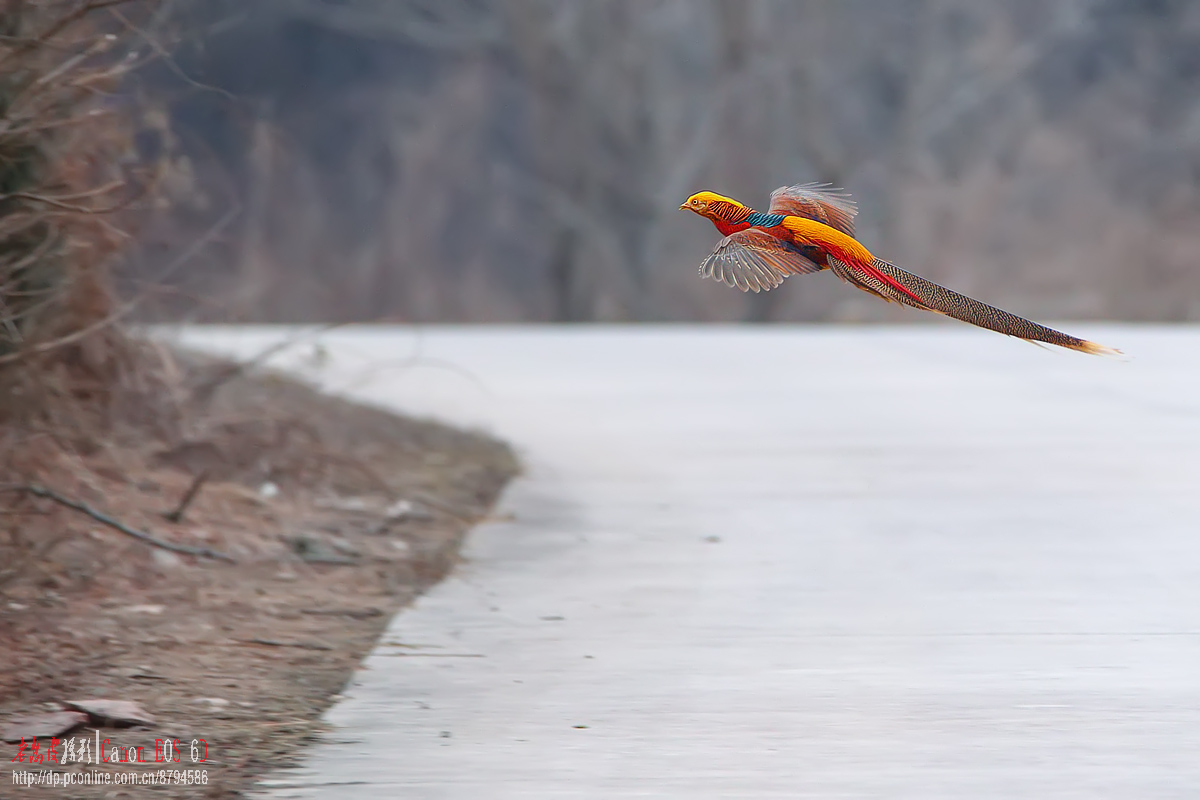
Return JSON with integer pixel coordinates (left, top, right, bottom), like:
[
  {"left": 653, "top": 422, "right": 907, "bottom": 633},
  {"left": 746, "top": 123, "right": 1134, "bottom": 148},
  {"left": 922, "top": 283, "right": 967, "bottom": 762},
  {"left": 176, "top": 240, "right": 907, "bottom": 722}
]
[{"left": 680, "top": 191, "right": 743, "bottom": 219}]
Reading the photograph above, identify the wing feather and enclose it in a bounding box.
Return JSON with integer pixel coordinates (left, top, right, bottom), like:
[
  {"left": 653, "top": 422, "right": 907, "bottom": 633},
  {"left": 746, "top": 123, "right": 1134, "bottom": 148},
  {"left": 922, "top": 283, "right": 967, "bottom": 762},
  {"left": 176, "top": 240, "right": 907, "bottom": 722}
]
[
  {"left": 768, "top": 183, "right": 857, "bottom": 237},
  {"left": 700, "top": 229, "right": 825, "bottom": 293}
]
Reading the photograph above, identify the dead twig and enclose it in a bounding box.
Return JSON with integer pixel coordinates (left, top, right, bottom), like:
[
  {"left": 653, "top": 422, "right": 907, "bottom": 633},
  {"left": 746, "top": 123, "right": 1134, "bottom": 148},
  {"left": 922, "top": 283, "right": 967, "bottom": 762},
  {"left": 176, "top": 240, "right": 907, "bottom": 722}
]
[
  {"left": 0, "top": 0, "right": 134, "bottom": 68},
  {"left": 238, "top": 638, "right": 333, "bottom": 652},
  {"left": 163, "top": 470, "right": 208, "bottom": 523},
  {"left": 107, "top": 4, "right": 239, "bottom": 102},
  {"left": 410, "top": 490, "right": 480, "bottom": 523},
  {"left": 0, "top": 189, "right": 133, "bottom": 215},
  {"left": 16, "top": 484, "right": 235, "bottom": 562},
  {"left": 189, "top": 322, "right": 346, "bottom": 405},
  {"left": 299, "top": 607, "right": 383, "bottom": 620}
]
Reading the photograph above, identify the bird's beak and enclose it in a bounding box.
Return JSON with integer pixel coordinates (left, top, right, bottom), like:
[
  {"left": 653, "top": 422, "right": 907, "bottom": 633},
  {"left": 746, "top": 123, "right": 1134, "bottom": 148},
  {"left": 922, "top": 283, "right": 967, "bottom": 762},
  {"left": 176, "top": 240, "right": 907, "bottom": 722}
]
[{"left": 679, "top": 203, "right": 688, "bottom": 211}]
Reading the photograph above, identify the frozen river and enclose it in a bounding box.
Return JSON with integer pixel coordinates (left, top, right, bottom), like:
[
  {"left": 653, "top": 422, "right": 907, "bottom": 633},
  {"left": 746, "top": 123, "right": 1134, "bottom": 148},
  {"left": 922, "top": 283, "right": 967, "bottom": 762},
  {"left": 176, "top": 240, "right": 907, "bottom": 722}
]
[{"left": 179, "top": 325, "right": 1200, "bottom": 799}]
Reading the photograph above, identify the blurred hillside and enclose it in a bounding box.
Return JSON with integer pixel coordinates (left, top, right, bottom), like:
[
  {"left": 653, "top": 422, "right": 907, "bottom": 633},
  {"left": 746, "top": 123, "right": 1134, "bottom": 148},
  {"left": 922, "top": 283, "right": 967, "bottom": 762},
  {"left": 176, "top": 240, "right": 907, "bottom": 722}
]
[{"left": 133, "top": 0, "right": 1200, "bottom": 323}]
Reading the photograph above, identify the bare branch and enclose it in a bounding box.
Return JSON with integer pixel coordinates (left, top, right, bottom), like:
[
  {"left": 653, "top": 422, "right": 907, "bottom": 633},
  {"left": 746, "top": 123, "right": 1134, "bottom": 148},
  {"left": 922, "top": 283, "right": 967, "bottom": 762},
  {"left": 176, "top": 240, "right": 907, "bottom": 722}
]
[
  {"left": 163, "top": 469, "right": 208, "bottom": 524},
  {"left": 14, "top": 483, "right": 235, "bottom": 562},
  {"left": 0, "top": 0, "right": 135, "bottom": 68},
  {"left": 0, "top": 203, "right": 240, "bottom": 368}
]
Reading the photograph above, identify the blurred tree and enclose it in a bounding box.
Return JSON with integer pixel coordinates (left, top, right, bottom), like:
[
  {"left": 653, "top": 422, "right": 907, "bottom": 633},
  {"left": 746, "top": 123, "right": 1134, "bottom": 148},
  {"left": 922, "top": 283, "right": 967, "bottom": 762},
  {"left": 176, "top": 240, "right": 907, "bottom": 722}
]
[{"left": 135, "top": 0, "right": 1200, "bottom": 323}]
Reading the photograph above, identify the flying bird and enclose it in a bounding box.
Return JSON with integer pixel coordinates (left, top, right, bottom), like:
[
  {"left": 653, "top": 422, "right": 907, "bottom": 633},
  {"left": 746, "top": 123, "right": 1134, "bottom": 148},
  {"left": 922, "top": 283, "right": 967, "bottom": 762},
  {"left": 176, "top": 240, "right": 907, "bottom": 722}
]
[{"left": 680, "top": 184, "right": 1119, "bottom": 356}]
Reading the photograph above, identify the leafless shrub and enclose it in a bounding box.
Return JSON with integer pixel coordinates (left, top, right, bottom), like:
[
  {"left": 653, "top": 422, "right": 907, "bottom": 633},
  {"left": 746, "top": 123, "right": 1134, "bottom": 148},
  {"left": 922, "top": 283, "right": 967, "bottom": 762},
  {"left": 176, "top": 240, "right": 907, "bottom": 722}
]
[{"left": 0, "top": 0, "right": 179, "bottom": 483}]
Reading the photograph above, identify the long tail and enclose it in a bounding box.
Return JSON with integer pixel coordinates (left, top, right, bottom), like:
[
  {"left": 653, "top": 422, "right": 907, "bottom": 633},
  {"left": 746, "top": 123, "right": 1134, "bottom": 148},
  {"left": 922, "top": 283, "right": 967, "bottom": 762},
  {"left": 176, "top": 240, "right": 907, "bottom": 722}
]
[{"left": 828, "top": 256, "right": 1121, "bottom": 356}]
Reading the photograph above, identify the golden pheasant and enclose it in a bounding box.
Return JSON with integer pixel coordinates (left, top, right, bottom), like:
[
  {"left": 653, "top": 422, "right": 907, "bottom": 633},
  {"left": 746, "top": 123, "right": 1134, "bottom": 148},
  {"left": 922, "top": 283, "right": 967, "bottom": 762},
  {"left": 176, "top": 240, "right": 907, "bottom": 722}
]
[{"left": 680, "top": 184, "right": 1119, "bottom": 356}]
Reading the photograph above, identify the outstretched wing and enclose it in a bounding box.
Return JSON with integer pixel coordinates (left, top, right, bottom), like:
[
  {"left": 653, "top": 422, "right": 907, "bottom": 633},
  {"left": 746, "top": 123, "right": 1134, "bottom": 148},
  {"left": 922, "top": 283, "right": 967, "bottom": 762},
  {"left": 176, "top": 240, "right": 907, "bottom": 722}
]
[
  {"left": 700, "top": 229, "right": 824, "bottom": 293},
  {"left": 768, "top": 183, "right": 857, "bottom": 237},
  {"left": 826, "top": 255, "right": 1121, "bottom": 356}
]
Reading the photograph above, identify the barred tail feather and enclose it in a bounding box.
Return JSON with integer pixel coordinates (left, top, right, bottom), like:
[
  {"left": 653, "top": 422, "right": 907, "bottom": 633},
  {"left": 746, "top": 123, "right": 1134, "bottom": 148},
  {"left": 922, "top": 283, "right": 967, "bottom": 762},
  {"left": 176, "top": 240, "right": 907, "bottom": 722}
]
[{"left": 830, "top": 256, "right": 1122, "bottom": 356}]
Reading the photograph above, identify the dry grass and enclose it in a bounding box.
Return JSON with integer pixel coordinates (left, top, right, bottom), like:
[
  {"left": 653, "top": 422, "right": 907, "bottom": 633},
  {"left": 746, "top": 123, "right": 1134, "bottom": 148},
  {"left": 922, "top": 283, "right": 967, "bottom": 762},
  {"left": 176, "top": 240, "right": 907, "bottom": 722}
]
[{"left": 0, "top": 351, "right": 518, "bottom": 798}]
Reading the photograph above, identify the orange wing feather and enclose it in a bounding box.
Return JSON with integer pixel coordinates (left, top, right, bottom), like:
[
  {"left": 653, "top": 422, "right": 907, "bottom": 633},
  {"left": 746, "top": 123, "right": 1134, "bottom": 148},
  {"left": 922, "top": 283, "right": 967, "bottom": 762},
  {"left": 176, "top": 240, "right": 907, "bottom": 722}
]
[{"left": 768, "top": 183, "right": 858, "bottom": 237}]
